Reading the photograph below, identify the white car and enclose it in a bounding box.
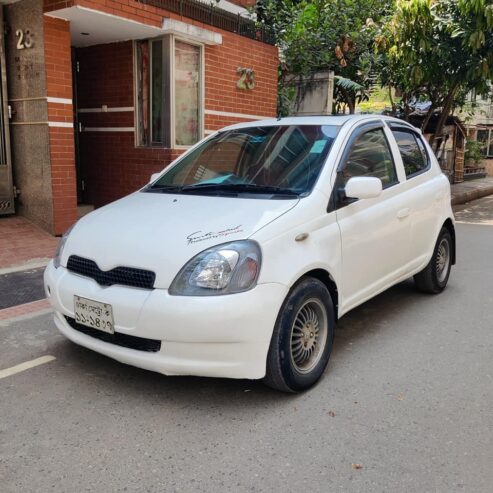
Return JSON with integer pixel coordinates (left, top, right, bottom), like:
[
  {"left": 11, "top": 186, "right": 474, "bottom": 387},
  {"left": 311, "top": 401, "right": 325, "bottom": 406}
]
[{"left": 44, "top": 115, "right": 455, "bottom": 392}]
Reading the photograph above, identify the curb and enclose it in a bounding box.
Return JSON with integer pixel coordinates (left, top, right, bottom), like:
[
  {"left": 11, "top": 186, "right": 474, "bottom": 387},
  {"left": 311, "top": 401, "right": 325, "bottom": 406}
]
[
  {"left": 0, "top": 259, "right": 49, "bottom": 276},
  {"left": 0, "top": 299, "right": 51, "bottom": 323},
  {"left": 451, "top": 186, "right": 493, "bottom": 206}
]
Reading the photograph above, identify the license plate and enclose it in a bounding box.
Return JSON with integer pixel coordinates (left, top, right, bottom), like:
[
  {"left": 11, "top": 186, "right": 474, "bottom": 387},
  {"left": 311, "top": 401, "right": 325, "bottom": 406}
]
[{"left": 74, "top": 296, "right": 114, "bottom": 334}]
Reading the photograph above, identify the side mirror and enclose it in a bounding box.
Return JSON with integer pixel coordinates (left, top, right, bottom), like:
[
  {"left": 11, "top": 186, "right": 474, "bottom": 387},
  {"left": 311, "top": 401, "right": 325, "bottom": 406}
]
[
  {"left": 345, "top": 176, "right": 383, "bottom": 200},
  {"left": 149, "top": 172, "right": 160, "bottom": 184}
]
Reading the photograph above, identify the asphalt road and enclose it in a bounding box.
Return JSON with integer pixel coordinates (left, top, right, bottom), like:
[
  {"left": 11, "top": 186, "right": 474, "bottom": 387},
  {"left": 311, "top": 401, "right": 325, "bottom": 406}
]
[{"left": 1, "top": 197, "right": 492, "bottom": 492}]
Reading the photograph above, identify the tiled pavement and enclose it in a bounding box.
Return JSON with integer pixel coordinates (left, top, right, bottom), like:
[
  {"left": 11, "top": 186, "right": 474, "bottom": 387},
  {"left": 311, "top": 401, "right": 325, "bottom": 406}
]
[
  {"left": 0, "top": 217, "right": 56, "bottom": 320},
  {"left": 0, "top": 216, "right": 57, "bottom": 271}
]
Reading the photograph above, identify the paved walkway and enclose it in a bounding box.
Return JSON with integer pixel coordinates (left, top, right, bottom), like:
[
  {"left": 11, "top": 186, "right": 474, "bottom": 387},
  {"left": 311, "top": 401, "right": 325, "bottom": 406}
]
[
  {"left": 0, "top": 216, "right": 57, "bottom": 272},
  {"left": 451, "top": 176, "right": 493, "bottom": 205}
]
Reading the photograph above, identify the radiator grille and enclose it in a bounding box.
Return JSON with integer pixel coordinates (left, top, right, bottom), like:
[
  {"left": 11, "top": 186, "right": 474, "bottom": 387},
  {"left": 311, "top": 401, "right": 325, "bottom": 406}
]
[{"left": 67, "top": 255, "right": 156, "bottom": 290}]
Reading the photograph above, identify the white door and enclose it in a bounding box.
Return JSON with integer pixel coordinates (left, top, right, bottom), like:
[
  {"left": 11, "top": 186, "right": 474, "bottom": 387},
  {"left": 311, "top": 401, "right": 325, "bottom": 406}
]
[
  {"left": 388, "top": 124, "right": 442, "bottom": 269},
  {"left": 334, "top": 122, "right": 411, "bottom": 312}
]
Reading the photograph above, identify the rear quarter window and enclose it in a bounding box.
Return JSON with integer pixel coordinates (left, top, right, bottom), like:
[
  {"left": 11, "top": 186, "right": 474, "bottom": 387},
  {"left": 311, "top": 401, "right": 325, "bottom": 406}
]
[{"left": 391, "top": 129, "right": 430, "bottom": 178}]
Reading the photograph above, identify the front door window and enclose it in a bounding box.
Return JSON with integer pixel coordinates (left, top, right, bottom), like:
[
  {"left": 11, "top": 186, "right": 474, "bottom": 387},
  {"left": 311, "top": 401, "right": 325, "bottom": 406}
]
[{"left": 340, "top": 128, "right": 398, "bottom": 187}]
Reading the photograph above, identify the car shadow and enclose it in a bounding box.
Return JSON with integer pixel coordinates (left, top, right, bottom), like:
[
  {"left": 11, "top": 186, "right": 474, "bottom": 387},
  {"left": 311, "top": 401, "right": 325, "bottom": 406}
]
[
  {"left": 334, "top": 278, "right": 423, "bottom": 344},
  {"left": 50, "top": 278, "right": 439, "bottom": 405}
]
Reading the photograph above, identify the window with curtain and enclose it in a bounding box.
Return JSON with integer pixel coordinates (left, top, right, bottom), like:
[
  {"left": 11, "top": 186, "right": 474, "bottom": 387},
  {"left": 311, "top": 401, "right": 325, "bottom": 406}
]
[
  {"left": 174, "top": 41, "right": 200, "bottom": 146},
  {"left": 136, "top": 37, "right": 202, "bottom": 148}
]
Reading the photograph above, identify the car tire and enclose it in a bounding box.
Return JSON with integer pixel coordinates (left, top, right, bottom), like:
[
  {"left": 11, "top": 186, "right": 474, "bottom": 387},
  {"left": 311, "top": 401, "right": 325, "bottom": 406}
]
[
  {"left": 264, "top": 278, "right": 335, "bottom": 393},
  {"left": 414, "top": 227, "right": 452, "bottom": 294}
]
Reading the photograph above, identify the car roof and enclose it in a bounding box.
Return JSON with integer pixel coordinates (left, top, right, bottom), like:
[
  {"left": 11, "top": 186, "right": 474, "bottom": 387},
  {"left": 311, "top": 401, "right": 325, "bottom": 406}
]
[{"left": 220, "top": 114, "right": 416, "bottom": 131}]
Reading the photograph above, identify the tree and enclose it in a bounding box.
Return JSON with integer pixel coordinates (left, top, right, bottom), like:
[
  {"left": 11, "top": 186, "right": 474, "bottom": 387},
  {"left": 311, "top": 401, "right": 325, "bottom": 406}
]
[
  {"left": 377, "top": 0, "right": 493, "bottom": 151},
  {"left": 255, "top": 0, "right": 392, "bottom": 114}
]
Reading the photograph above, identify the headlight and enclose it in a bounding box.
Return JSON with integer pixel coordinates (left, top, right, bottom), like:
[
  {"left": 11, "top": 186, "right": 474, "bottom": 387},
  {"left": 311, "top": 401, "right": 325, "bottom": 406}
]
[
  {"left": 53, "top": 223, "right": 76, "bottom": 268},
  {"left": 169, "top": 240, "right": 261, "bottom": 296}
]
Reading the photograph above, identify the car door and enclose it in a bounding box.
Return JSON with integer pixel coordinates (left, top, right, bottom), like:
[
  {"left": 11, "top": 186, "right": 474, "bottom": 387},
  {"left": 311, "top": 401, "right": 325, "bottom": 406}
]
[
  {"left": 388, "top": 123, "right": 441, "bottom": 270},
  {"left": 333, "top": 121, "right": 411, "bottom": 312}
]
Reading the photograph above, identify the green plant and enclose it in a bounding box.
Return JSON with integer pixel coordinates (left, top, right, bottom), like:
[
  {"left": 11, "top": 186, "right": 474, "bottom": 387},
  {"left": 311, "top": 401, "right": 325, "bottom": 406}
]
[
  {"left": 255, "top": 0, "right": 392, "bottom": 114},
  {"left": 377, "top": 0, "right": 493, "bottom": 153},
  {"left": 465, "top": 140, "right": 486, "bottom": 165},
  {"left": 333, "top": 76, "right": 369, "bottom": 114}
]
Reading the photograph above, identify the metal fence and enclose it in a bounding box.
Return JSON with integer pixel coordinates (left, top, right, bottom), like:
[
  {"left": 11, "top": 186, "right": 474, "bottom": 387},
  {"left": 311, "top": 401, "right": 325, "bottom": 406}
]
[{"left": 136, "top": 0, "right": 275, "bottom": 45}]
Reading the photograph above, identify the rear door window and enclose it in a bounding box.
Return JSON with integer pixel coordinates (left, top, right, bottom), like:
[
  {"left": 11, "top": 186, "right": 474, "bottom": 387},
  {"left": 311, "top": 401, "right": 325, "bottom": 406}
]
[{"left": 391, "top": 129, "right": 429, "bottom": 177}]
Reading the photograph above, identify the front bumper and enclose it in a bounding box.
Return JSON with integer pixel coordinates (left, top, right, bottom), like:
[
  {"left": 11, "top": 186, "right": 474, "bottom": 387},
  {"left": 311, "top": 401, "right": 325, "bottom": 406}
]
[{"left": 44, "top": 261, "right": 287, "bottom": 379}]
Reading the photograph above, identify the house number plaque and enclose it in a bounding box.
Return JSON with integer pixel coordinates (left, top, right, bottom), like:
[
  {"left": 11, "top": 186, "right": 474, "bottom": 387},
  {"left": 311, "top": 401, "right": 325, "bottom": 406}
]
[
  {"left": 237, "top": 67, "right": 255, "bottom": 90},
  {"left": 16, "top": 29, "right": 34, "bottom": 50}
]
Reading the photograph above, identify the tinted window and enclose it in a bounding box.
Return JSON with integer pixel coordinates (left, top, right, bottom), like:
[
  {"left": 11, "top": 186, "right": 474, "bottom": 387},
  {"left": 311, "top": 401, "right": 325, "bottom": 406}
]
[
  {"left": 340, "top": 128, "right": 398, "bottom": 187},
  {"left": 392, "top": 129, "right": 429, "bottom": 177}
]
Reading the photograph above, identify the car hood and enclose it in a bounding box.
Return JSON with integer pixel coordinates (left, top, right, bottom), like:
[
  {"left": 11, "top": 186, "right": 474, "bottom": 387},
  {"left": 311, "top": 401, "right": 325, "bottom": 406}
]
[{"left": 62, "top": 191, "right": 299, "bottom": 289}]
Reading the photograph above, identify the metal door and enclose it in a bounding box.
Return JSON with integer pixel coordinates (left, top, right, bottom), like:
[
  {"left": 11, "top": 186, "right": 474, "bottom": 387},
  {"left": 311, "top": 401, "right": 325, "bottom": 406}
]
[{"left": 0, "top": 7, "right": 14, "bottom": 215}]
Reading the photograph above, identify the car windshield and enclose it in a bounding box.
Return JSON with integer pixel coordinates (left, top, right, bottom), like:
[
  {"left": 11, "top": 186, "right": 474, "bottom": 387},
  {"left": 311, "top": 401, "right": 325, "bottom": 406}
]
[{"left": 147, "top": 125, "right": 339, "bottom": 198}]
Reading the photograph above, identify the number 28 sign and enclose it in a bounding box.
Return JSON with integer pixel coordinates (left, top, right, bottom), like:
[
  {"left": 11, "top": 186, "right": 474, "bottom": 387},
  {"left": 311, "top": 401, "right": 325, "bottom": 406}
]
[{"left": 237, "top": 67, "right": 255, "bottom": 90}]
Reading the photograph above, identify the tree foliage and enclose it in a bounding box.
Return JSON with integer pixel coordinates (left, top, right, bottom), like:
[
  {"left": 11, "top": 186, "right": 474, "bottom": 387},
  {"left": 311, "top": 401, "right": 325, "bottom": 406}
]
[
  {"left": 258, "top": 0, "right": 493, "bottom": 150},
  {"left": 255, "top": 0, "right": 392, "bottom": 114},
  {"left": 377, "top": 0, "right": 493, "bottom": 150}
]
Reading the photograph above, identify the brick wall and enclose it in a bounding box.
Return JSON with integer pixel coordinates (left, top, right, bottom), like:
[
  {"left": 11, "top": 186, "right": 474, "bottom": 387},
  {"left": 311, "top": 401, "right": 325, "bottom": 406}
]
[
  {"left": 43, "top": 0, "right": 277, "bottom": 209},
  {"left": 44, "top": 0, "right": 257, "bottom": 26},
  {"left": 204, "top": 31, "right": 278, "bottom": 131},
  {"left": 44, "top": 16, "right": 78, "bottom": 234},
  {"left": 44, "top": 0, "right": 170, "bottom": 27},
  {"left": 76, "top": 31, "right": 277, "bottom": 207}
]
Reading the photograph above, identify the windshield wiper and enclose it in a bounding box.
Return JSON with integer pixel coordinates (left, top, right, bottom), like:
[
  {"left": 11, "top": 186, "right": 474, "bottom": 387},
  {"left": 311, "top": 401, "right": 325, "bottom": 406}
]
[
  {"left": 179, "top": 183, "right": 300, "bottom": 196},
  {"left": 147, "top": 184, "right": 183, "bottom": 192}
]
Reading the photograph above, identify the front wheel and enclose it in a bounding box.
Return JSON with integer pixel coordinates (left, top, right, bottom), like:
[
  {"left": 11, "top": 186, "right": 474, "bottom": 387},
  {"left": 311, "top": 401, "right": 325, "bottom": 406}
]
[
  {"left": 264, "top": 278, "right": 335, "bottom": 392},
  {"left": 414, "top": 227, "right": 452, "bottom": 294}
]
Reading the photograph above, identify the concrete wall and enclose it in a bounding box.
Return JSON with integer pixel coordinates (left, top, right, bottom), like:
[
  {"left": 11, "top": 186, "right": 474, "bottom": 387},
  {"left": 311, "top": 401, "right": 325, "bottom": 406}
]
[
  {"left": 5, "top": 0, "right": 54, "bottom": 232},
  {"left": 288, "top": 72, "right": 334, "bottom": 116}
]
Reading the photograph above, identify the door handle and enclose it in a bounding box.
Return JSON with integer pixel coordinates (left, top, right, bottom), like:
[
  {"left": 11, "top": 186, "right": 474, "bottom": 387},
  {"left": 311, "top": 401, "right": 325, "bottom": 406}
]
[{"left": 397, "top": 208, "right": 411, "bottom": 219}]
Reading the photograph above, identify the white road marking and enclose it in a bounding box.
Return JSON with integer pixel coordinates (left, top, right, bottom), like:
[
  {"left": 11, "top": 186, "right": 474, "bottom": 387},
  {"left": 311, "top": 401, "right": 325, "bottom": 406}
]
[
  {"left": 456, "top": 220, "right": 493, "bottom": 226},
  {"left": 0, "top": 355, "right": 56, "bottom": 380}
]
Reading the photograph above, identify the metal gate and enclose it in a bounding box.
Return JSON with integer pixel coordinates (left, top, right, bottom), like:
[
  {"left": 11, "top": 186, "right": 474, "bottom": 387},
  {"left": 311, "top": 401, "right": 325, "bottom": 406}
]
[{"left": 0, "top": 7, "right": 14, "bottom": 215}]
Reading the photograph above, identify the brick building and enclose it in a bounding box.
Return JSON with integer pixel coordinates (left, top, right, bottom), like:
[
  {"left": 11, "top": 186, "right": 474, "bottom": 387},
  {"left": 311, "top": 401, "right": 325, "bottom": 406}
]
[{"left": 0, "top": 0, "right": 278, "bottom": 234}]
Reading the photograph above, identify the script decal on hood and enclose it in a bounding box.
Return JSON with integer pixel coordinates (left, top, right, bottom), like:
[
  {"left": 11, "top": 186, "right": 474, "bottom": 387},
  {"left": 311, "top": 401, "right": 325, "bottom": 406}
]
[{"left": 187, "top": 225, "right": 244, "bottom": 245}]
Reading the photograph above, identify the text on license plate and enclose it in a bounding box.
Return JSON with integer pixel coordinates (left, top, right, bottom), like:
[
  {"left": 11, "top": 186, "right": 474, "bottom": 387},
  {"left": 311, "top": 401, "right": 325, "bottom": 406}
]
[{"left": 74, "top": 296, "right": 114, "bottom": 334}]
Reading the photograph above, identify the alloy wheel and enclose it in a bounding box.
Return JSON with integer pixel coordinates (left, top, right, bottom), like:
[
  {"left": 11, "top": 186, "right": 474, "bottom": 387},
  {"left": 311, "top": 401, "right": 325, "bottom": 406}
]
[{"left": 290, "top": 299, "right": 328, "bottom": 374}]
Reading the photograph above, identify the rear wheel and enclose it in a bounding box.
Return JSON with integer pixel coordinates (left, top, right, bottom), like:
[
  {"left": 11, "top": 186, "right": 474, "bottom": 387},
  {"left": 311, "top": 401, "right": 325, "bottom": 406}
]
[
  {"left": 414, "top": 227, "right": 452, "bottom": 294},
  {"left": 264, "top": 278, "right": 335, "bottom": 392}
]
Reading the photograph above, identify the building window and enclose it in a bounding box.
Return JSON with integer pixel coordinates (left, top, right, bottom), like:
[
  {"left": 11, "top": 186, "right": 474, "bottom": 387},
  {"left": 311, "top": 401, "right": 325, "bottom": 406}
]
[
  {"left": 136, "top": 36, "right": 203, "bottom": 148},
  {"left": 136, "top": 40, "right": 150, "bottom": 146},
  {"left": 477, "top": 129, "right": 493, "bottom": 158},
  {"left": 174, "top": 41, "right": 201, "bottom": 146}
]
